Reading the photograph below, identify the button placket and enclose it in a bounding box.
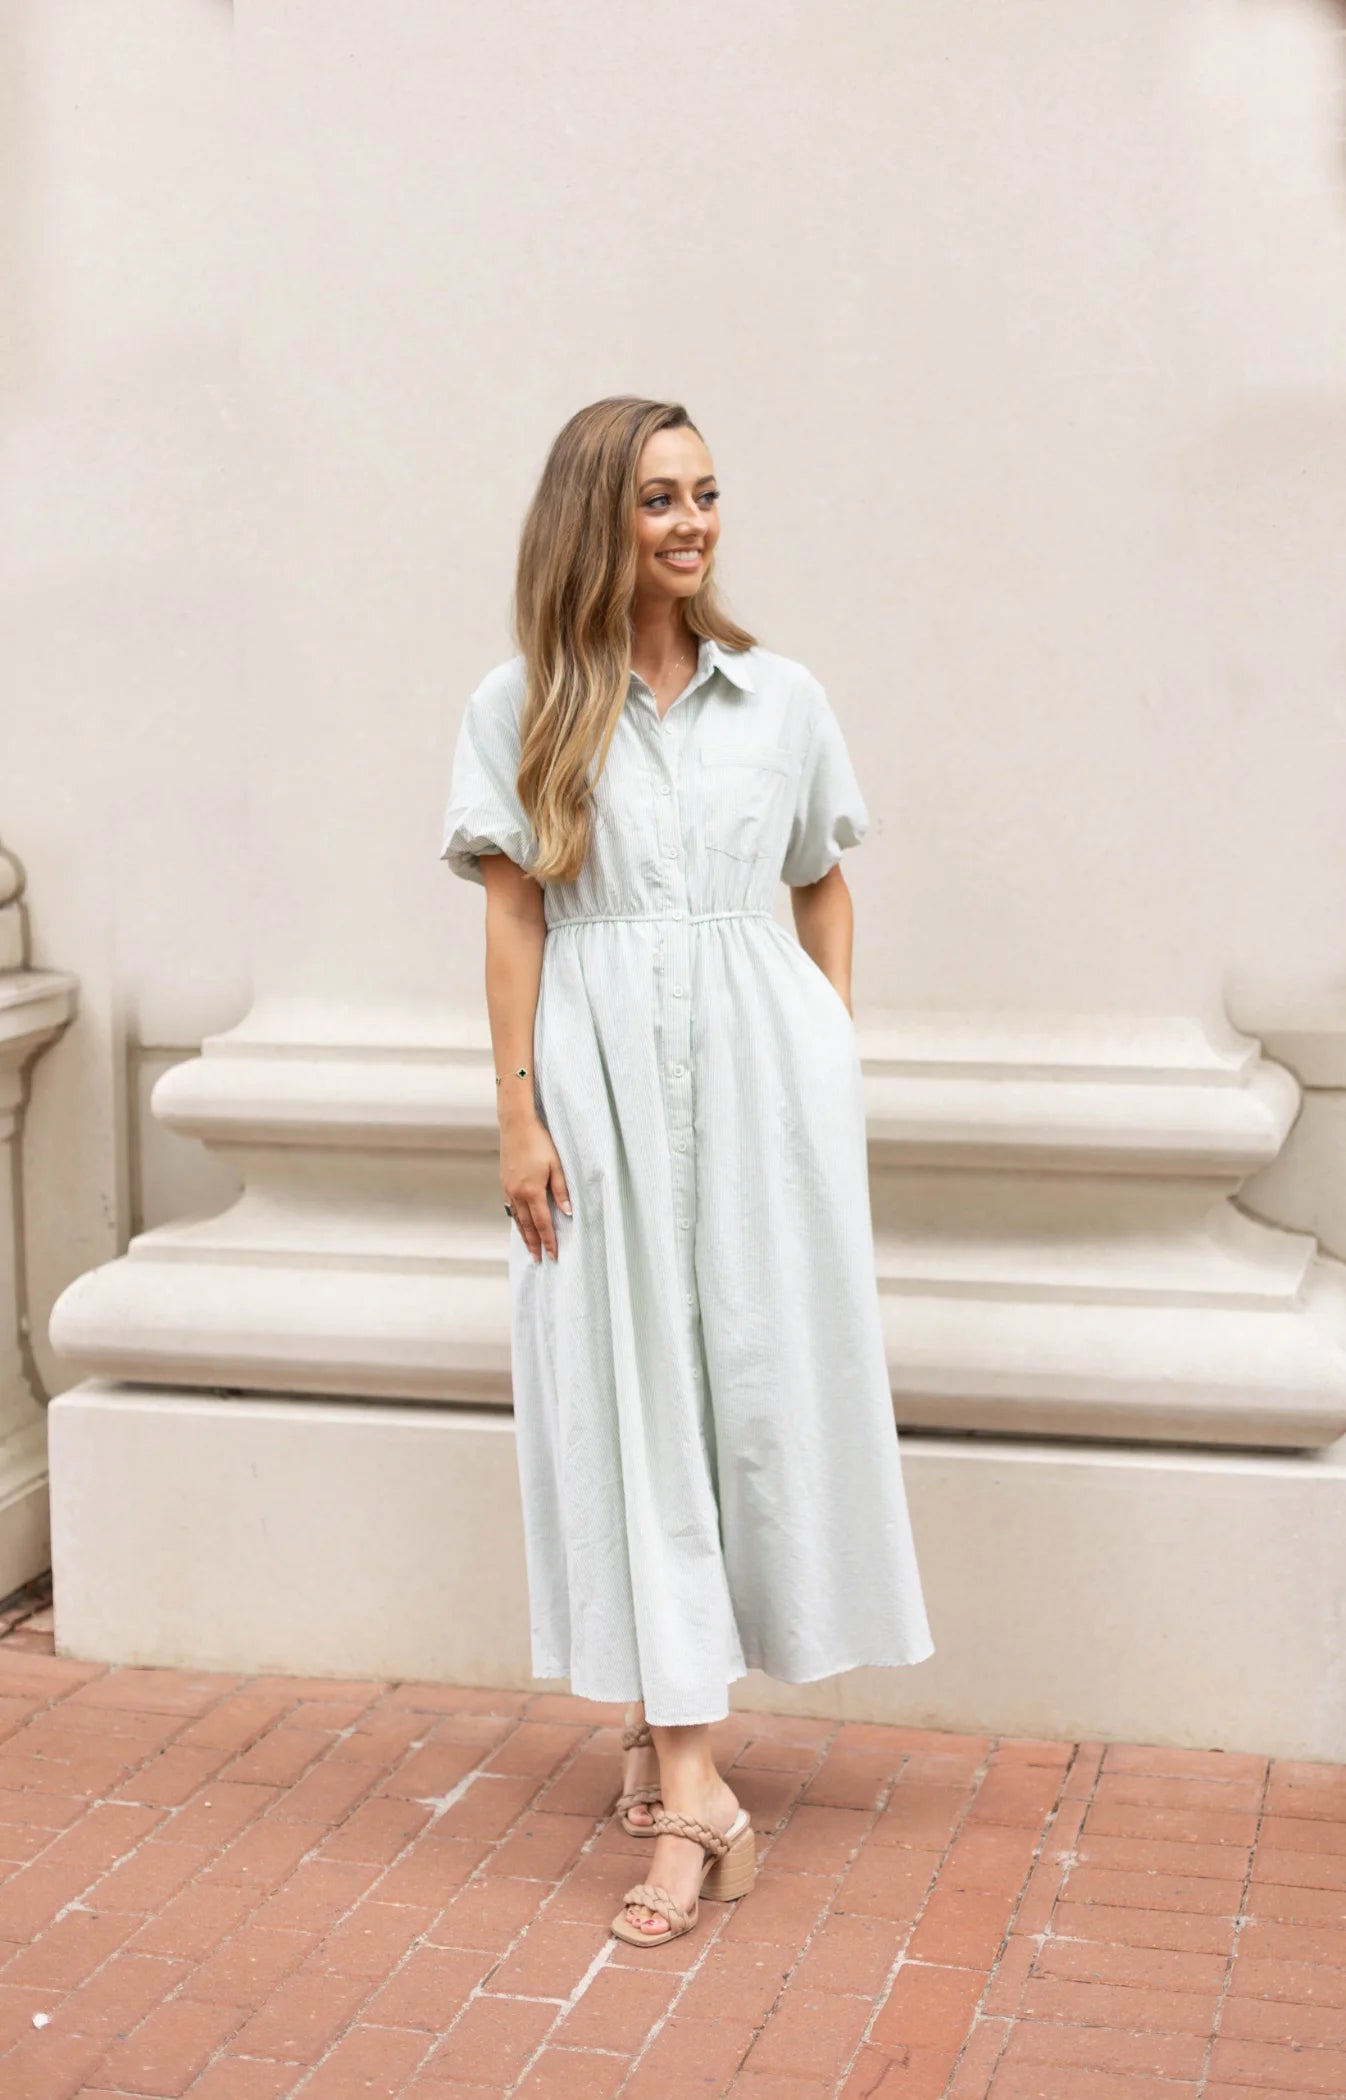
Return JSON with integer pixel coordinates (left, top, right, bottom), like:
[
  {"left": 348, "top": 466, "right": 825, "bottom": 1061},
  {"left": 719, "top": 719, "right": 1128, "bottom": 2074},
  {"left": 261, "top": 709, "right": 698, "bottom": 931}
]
[{"left": 651, "top": 707, "right": 697, "bottom": 1298}]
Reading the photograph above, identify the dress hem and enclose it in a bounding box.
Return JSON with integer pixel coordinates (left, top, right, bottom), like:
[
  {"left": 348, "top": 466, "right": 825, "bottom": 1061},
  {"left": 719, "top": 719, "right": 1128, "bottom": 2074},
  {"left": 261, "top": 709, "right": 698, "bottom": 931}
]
[{"left": 535, "top": 1637, "right": 937, "bottom": 1728}]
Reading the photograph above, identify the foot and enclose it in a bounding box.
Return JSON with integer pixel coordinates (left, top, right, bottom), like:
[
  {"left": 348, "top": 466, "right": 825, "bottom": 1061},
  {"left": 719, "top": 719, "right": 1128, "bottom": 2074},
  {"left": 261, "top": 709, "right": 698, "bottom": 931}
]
[
  {"left": 621, "top": 1774, "right": 741, "bottom": 1937},
  {"left": 621, "top": 1736, "right": 662, "bottom": 1828}
]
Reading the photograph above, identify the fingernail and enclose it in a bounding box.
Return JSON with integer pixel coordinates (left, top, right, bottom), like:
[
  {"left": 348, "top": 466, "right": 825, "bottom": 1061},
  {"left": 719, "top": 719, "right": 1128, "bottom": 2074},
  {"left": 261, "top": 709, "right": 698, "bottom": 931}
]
[{"left": 561, "top": 1202, "right": 572, "bottom": 1216}]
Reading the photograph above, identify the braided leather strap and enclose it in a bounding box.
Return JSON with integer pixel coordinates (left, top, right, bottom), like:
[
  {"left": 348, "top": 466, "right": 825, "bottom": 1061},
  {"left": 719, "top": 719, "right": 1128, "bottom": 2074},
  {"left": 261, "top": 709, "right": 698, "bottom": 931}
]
[
  {"left": 614, "top": 1782, "right": 663, "bottom": 1814},
  {"left": 646, "top": 1809, "right": 731, "bottom": 1857},
  {"left": 621, "top": 1880, "right": 691, "bottom": 1933},
  {"left": 620, "top": 1723, "right": 653, "bottom": 1751}
]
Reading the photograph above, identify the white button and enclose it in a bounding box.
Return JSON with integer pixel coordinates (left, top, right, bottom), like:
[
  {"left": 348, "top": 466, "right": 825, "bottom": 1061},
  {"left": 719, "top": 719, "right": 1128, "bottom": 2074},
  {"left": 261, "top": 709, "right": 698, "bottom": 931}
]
[
  {"left": 685, "top": 1293, "right": 695, "bottom": 1307},
  {"left": 672, "top": 985, "right": 686, "bottom": 997},
  {"left": 678, "top": 1217, "right": 690, "bottom": 1229},
  {"left": 674, "top": 1138, "right": 688, "bottom": 1151},
  {"left": 658, "top": 783, "right": 671, "bottom": 796},
  {"left": 664, "top": 845, "right": 677, "bottom": 858},
  {"left": 670, "top": 1063, "right": 685, "bottom": 1077}
]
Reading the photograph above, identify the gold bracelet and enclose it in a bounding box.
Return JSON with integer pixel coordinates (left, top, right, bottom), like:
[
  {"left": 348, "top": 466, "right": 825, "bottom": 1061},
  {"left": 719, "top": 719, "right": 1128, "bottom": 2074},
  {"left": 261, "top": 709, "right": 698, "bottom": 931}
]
[{"left": 495, "top": 1066, "right": 529, "bottom": 1087}]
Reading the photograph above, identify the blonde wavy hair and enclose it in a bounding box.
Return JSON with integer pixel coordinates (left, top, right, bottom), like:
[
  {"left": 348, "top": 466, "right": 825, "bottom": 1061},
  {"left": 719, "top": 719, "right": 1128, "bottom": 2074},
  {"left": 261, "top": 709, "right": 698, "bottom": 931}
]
[{"left": 512, "top": 396, "right": 757, "bottom": 886}]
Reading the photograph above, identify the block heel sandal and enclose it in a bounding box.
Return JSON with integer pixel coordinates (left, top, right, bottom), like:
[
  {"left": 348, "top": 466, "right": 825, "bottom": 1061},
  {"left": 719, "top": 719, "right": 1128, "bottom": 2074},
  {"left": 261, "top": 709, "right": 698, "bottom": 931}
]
[
  {"left": 612, "top": 1721, "right": 663, "bottom": 1836},
  {"left": 609, "top": 1805, "right": 756, "bottom": 1947}
]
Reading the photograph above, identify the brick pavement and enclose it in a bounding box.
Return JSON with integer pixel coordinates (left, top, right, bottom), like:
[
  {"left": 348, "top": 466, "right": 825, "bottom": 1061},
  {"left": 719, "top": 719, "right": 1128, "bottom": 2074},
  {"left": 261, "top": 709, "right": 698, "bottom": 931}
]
[{"left": 0, "top": 1579, "right": 1341, "bottom": 2098}]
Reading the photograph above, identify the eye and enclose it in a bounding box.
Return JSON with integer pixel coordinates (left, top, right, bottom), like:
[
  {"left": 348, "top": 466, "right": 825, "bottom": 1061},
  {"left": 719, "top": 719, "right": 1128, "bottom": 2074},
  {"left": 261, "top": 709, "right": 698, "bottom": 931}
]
[
  {"left": 643, "top": 494, "right": 671, "bottom": 509},
  {"left": 699, "top": 487, "right": 721, "bottom": 505}
]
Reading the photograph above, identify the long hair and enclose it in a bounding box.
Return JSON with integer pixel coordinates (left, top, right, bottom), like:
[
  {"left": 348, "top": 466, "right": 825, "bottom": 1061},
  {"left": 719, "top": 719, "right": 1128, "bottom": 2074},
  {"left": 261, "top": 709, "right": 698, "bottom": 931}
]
[{"left": 512, "top": 396, "right": 757, "bottom": 885}]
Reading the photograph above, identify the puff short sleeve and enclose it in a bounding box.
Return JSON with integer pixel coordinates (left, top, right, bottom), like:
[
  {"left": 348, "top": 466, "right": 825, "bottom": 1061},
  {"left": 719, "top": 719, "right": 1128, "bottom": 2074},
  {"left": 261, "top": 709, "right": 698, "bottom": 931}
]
[
  {"left": 439, "top": 673, "right": 537, "bottom": 885},
  {"left": 779, "top": 682, "right": 871, "bottom": 888}
]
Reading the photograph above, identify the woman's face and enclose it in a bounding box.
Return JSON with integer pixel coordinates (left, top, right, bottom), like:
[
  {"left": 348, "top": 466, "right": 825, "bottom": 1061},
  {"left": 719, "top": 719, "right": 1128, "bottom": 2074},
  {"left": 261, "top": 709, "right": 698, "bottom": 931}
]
[{"left": 632, "top": 426, "right": 721, "bottom": 607}]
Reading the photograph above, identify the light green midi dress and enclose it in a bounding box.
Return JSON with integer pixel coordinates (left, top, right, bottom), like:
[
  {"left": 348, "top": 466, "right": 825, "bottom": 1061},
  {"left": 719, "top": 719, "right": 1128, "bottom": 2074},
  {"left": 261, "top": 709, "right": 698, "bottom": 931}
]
[{"left": 441, "top": 635, "right": 934, "bottom": 1723}]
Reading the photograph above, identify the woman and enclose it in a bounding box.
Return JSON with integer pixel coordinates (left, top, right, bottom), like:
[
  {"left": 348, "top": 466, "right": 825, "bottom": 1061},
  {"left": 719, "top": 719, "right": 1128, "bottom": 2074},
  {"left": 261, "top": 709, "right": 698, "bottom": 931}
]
[{"left": 440, "top": 396, "right": 934, "bottom": 1947}]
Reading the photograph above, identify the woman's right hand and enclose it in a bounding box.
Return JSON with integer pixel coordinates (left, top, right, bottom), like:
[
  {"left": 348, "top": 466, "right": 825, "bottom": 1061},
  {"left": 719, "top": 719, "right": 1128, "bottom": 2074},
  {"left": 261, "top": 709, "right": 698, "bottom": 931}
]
[{"left": 501, "top": 1116, "right": 572, "bottom": 1263}]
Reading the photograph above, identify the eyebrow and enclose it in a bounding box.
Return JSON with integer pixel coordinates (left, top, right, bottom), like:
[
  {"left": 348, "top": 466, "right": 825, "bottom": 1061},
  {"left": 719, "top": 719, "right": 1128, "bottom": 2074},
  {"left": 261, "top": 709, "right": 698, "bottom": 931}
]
[{"left": 638, "top": 473, "right": 717, "bottom": 492}]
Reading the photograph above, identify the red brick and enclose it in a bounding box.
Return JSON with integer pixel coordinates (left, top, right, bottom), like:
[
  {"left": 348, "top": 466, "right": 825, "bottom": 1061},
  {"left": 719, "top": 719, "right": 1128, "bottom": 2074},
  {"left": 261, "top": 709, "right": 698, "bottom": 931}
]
[
  {"left": 363, "top": 1942, "right": 492, "bottom": 2027},
  {"left": 97, "top": 1996, "right": 248, "bottom": 2092},
  {"left": 535, "top": 1749, "right": 627, "bottom": 1817},
  {"left": 386, "top": 1680, "right": 533, "bottom": 1715},
  {"left": 298, "top": 2020, "right": 432, "bottom": 2097},
  {"left": 765, "top": 1805, "right": 869, "bottom": 1877},
  {"left": 178, "top": 1921, "right": 318, "bottom": 2006},
  {"left": 942, "top": 1823, "right": 1041, "bottom": 1897},
  {"left": 744, "top": 1986, "right": 872, "bottom": 2079},
  {"left": 326, "top": 1709, "right": 429, "bottom": 1765},
  {"left": 1085, "top": 1798, "right": 1258, "bottom": 1847},
  {"left": 1246, "top": 1881, "right": 1346, "bottom": 1928},
  {"left": 1237, "top": 1916, "right": 1346, "bottom": 1967},
  {"left": 514, "top": 2046, "right": 631, "bottom": 2097},
  {"left": 789, "top": 1911, "right": 903, "bottom": 1997},
  {"left": 1260, "top": 1814, "right": 1346, "bottom": 1855},
  {"left": 374, "top": 1740, "right": 483, "bottom": 1799},
  {"left": 840, "top": 2038, "right": 959, "bottom": 2098},
  {"left": 800, "top": 1747, "right": 897, "bottom": 1812},
  {"left": 127, "top": 1876, "right": 261, "bottom": 1959},
  {"left": 982, "top": 1933, "right": 1036, "bottom": 2016},
  {"left": 426, "top": 1873, "right": 544, "bottom": 1951},
  {"left": 1219, "top": 1991, "right": 1346, "bottom": 2045},
  {"left": 1100, "top": 1742, "right": 1267, "bottom": 1784},
  {"left": 906, "top": 1886, "right": 1015, "bottom": 1968},
  {"left": 316, "top": 1795, "right": 433, "bottom": 1862},
  {"left": 946, "top": 2014, "right": 1014, "bottom": 2097},
  {"left": 485, "top": 1915, "right": 611, "bottom": 1999},
  {"left": 372, "top": 1831, "right": 490, "bottom": 1906},
  {"left": 555, "top": 1959, "right": 681, "bottom": 2047},
  {"left": 731, "top": 1770, "right": 806, "bottom": 1833},
  {"left": 423, "top": 1992, "right": 558, "bottom": 2083},
  {"left": 0, "top": 2030, "right": 110, "bottom": 2100},
  {"left": 58, "top": 1947, "right": 193, "bottom": 2038},
  {"left": 1230, "top": 1951, "right": 1346, "bottom": 2006},
  {"left": 0, "top": 1904, "right": 135, "bottom": 1987},
  {"left": 1255, "top": 1847, "right": 1346, "bottom": 1892},
  {"left": 250, "top": 1856, "right": 381, "bottom": 1933},
  {"left": 485, "top": 1811, "right": 591, "bottom": 1882},
  {"left": 0, "top": 1979, "right": 65, "bottom": 2049},
  {"left": 1001, "top": 2014, "right": 1207, "bottom": 2077},
  {"left": 67, "top": 1667, "right": 242, "bottom": 1715},
  {"left": 1208, "top": 2036, "right": 1346, "bottom": 2092},
  {"left": 268, "top": 1756, "right": 382, "bottom": 1825},
  {"left": 868, "top": 1783, "right": 969, "bottom": 1849},
  {"left": 967, "top": 1766, "right": 1064, "bottom": 1826},
  {"left": 1075, "top": 1830, "right": 1249, "bottom": 1881},
  {"left": 1061, "top": 1865, "right": 1242, "bottom": 1916},
  {"left": 622, "top": 2014, "right": 753, "bottom": 2097},
  {"left": 312, "top": 1897, "right": 438, "bottom": 1979},
  {"left": 201, "top": 1814, "right": 328, "bottom": 1892},
  {"left": 218, "top": 1726, "right": 331, "bottom": 1788},
  {"left": 109, "top": 1745, "right": 232, "bottom": 1806},
  {"left": 1018, "top": 1972, "right": 1220, "bottom": 2034},
  {"left": 1048, "top": 1897, "right": 1237, "bottom": 1956},
  {"left": 159, "top": 1781, "right": 279, "bottom": 1849},
  {"left": 174, "top": 1693, "right": 305, "bottom": 1751},
  {"left": 1093, "top": 1770, "right": 1264, "bottom": 1814},
  {"left": 484, "top": 1720, "right": 587, "bottom": 1774},
  {"left": 833, "top": 1844, "right": 939, "bottom": 1920},
  {"left": 719, "top": 1867, "right": 835, "bottom": 1946},
  {"left": 185, "top": 2062, "right": 300, "bottom": 2100},
  {"left": 870, "top": 1960, "right": 986, "bottom": 2052},
  {"left": 230, "top": 1966, "right": 376, "bottom": 2061},
  {"left": 987, "top": 2067, "right": 1198, "bottom": 2100},
  {"left": 1033, "top": 1932, "right": 1229, "bottom": 1994}
]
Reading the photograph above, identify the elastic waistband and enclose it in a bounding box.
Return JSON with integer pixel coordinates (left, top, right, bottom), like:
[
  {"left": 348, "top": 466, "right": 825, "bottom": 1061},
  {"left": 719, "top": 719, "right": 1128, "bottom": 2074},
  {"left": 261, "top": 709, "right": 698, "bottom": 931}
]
[{"left": 546, "top": 907, "right": 773, "bottom": 931}]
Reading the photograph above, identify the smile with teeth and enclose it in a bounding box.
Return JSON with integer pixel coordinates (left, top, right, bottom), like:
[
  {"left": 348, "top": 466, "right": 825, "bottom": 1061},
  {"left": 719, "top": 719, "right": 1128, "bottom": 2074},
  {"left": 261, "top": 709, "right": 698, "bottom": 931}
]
[{"left": 658, "top": 548, "right": 703, "bottom": 565}]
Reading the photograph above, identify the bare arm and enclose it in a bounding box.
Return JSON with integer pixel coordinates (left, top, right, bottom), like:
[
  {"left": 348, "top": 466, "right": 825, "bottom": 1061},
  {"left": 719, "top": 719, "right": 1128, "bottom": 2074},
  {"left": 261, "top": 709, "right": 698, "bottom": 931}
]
[
  {"left": 479, "top": 853, "right": 571, "bottom": 1261},
  {"left": 788, "top": 862, "right": 856, "bottom": 1017}
]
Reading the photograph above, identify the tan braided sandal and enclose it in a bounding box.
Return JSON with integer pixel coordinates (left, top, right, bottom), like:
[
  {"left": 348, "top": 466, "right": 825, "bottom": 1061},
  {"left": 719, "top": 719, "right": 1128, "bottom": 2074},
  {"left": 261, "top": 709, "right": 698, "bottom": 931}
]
[
  {"left": 609, "top": 1803, "right": 755, "bottom": 1947},
  {"left": 612, "top": 1721, "right": 663, "bottom": 1836}
]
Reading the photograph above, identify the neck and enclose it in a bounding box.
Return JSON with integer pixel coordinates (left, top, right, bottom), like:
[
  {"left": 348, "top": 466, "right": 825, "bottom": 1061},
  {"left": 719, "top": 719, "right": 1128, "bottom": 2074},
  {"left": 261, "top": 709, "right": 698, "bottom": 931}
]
[{"left": 630, "top": 597, "right": 695, "bottom": 677}]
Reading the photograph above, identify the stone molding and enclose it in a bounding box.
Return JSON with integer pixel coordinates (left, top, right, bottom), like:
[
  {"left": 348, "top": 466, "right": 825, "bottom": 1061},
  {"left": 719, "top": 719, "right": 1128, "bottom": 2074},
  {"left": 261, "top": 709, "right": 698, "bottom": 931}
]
[
  {"left": 0, "top": 843, "right": 78, "bottom": 1594},
  {"left": 48, "top": 997, "right": 1346, "bottom": 1448}
]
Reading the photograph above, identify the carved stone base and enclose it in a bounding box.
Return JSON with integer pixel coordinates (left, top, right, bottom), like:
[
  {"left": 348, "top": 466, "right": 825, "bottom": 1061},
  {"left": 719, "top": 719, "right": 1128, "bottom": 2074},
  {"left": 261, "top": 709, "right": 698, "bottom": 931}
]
[{"left": 49, "top": 1382, "right": 1346, "bottom": 1759}]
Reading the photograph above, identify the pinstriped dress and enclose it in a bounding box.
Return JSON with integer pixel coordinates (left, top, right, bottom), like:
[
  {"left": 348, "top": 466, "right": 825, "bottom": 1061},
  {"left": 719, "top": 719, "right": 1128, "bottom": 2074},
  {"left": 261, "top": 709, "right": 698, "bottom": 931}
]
[{"left": 440, "top": 637, "right": 934, "bottom": 1724}]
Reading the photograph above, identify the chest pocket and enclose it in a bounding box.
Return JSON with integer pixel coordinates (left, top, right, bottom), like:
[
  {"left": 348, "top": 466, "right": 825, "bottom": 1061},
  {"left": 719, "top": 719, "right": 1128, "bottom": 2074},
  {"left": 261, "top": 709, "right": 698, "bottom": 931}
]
[{"left": 699, "top": 747, "right": 797, "bottom": 862}]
